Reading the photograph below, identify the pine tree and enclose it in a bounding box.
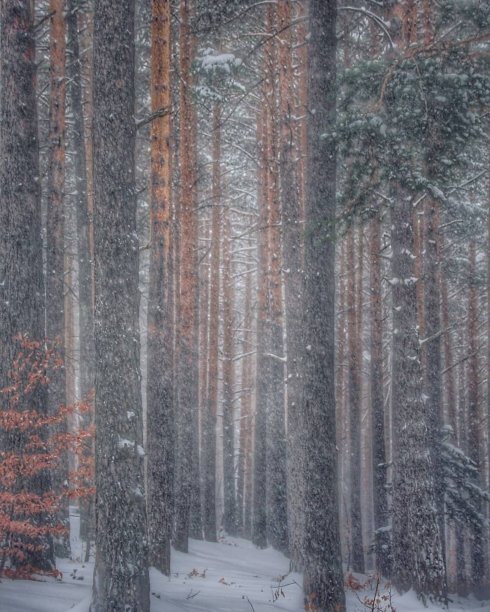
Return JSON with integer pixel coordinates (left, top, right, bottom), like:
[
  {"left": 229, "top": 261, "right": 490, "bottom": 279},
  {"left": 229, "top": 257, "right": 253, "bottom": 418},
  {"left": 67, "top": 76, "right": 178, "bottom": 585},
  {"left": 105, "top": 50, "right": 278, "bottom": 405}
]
[
  {"left": 90, "top": 0, "right": 150, "bottom": 608},
  {"left": 146, "top": 0, "right": 174, "bottom": 575},
  {"left": 0, "top": 0, "right": 54, "bottom": 572},
  {"left": 46, "top": 0, "right": 70, "bottom": 559},
  {"left": 302, "top": 1, "right": 345, "bottom": 609}
]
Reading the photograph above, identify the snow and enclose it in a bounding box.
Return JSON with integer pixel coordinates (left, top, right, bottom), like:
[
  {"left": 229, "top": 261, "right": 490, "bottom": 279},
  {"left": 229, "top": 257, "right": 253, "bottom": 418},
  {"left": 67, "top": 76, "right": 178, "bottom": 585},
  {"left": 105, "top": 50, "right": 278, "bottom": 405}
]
[
  {"left": 0, "top": 509, "right": 488, "bottom": 612},
  {"left": 2, "top": 531, "right": 490, "bottom": 611}
]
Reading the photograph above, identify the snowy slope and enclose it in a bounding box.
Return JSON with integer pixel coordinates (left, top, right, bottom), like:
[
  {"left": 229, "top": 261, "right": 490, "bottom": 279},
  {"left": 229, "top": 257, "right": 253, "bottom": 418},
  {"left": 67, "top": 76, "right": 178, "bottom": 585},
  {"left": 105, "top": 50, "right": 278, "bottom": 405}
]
[{"left": 1, "top": 534, "right": 489, "bottom": 612}]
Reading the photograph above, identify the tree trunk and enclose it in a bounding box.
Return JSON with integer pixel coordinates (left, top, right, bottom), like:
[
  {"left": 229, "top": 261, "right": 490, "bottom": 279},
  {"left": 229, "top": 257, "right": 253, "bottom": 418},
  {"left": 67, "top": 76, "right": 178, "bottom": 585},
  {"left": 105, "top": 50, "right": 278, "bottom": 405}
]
[
  {"left": 146, "top": 0, "right": 174, "bottom": 575},
  {"left": 423, "top": 198, "right": 447, "bottom": 590},
  {"left": 278, "top": 0, "right": 305, "bottom": 569},
  {"left": 237, "top": 263, "right": 253, "bottom": 536},
  {"left": 90, "top": 0, "right": 150, "bottom": 608},
  {"left": 46, "top": 0, "right": 70, "bottom": 559},
  {"left": 203, "top": 103, "right": 221, "bottom": 544},
  {"left": 264, "top": 5, "right": 287, "bottom": 554},
  {"left": 467, "top": 240, "right": 485, "bottom": 592},
  {"left": 222, "top": 205, "right": 237, "bottom": 535},
  {"left": 347, "top": 223, "right": 365, "bottom": 573},
  {"left": 66, "top": 0, "right": 96, "bottom": 558},
  {"left": 252, "top": 101, "right": 269, "bottom": 550},
  {"left": 302, "top": 1, "right": 345, "bottom": 609},
  {"left": 0, "top": 0, "right": 54, "bottom": 572},
  {"left": 390, "top": 190, "right": 445, "bottom": 600},
  {"left": 174, "top": 0, "right": 201, "bottom": 552},
  {"left": 369, "top": 212, "right": 390, "bottom": 578}
]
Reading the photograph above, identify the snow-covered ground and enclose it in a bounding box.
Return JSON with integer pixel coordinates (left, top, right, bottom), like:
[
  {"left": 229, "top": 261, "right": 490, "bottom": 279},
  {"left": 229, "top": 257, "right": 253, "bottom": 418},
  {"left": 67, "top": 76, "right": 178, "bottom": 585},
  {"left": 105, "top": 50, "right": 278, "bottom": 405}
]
[{"left": 1, "top": 514, "right": 489, "bottom": 612}]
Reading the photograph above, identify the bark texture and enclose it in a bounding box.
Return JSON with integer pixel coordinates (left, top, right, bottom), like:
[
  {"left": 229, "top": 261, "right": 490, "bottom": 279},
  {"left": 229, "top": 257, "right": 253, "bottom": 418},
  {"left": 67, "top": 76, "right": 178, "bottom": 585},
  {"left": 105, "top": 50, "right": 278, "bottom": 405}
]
[
  {"left": 46, "top": 0, "right": 70, "bottom": 559},
  {"left": 390, "top": 191, "right": 445, "bottom": 600},
  {"left": 222, "top": 205, "right": 237, "bottom": 535},
  {"left": 146, "top": 0, "right": 174, "bottom": 575},
  {"left": 174, "top": 0, "right": 201, "bottom": 552},
  {"left": 278, "top": 0, "right": 304, "bottom": 567},
  {"left": 302, "top": 1, "right": 345, "bottom": 609},
  {"left": 0, "top": 0, "right": 54, "bottom": 571},
  {"left": 91, "top": 0, "right": 150, "bottom": 608}
]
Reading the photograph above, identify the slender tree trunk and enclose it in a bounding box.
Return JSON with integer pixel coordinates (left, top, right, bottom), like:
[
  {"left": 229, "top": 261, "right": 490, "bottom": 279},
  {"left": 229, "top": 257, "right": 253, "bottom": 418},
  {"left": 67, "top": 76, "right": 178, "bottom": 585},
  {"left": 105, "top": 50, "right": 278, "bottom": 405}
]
[
  {"left": 174, "top": 0, "right": 200, "bottom": 552},
  {"left": 199, "top": 221, "right": 210, "bottom": 448},
  {"left": 0, "top": 0, "right": 54, "bottom": 572},
  {"left": 253, "top": 101, "right": 269, "bottom": 549},
  {"left": 237, "top": 264, "right": 253, "bottom": 536},
  {"left": 467, "top": 240, "right": 485, "bottom": 592},
  {"left": 424, "top": 198, "right": 447, "bottom": 591},
  {"left": 336, "top": 239, "right": 348, "bottom": 565},
  {"left": 440, "top": 243, "right": 456, "bottom": 434},
  {"left": 146, "top": 0, "right": 174, "bottom": 575},
  {"left": 188, "top": 82, "right": 203, "bottom": 543},
  {"left": 390, "top": 190, "right": 445, "bottom": 599},
  {"left": 199, "top": 219, "right": 210, "bottom": 527},
  {"left": 222, "top": 205, "right": 237, "bottom": 535},
  {"left": 67, "top": 0, "right": 95, "bottom": 558},
  {"left": 302, "top": 1, "right": 345, "bottom": 609},
  {"left": 370, "top": 212, "right": 390, "bottom": 578},
  {"left": 46, "top": 0, "right": 70, "bottom": 559},
  {"left": 454, "top": 322, "right": 468, "bottom": 595},
  {"left": 347, "top": 223, "right": 365, "bottom": 573},
  {"left": 414, "top": 207, "right": 426, "bottom": 368},
  {"left": 203, "top": 103, "right": 221, "bottom": 544},
  {"left": 278, "top": 0, "right": 305, "bottom": 569},
  {"left": 90, "top": 0, "right": 150, "bottom": 608},
  {"left": 264, "top": 5, "right": 288, "bottom": 553},
  {"left": 80, "top": 7, "right": 95, "bottom": 304}
]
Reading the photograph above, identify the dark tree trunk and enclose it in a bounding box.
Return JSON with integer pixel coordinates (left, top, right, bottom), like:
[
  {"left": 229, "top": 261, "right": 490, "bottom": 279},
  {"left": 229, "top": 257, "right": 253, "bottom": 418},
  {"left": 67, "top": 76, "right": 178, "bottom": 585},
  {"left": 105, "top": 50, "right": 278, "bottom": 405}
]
[
  {"left": 203, "top": 103, "right": 221, "bottom": 544},
  {"left": 222, "top": 205, "right": 237, "bottom": 535},
  {"left": 369, "top": 213, "right": 390, "bottom": 578},
  {"left": 237, "top": 263, "right": 253, "bottom": 536},
  {"left": 0, "top": 0, "right": 54, "bottom": 572},
  {"left": 264, "top": 15, "right": 288, "bottom": 552},
  {"left": 146, "top": 0, "right": 174, "bottom": 575},
  {"left": 455, "top": 324, "right": 468, "bottom": 595},
  {"left": 302, "top": 1, "right": 345, "bottom": 610},
  {"left": 67, "top": 0, "right": 96, "bottom": 558},
  {"left": 90, "top": 0, "right": 150, "bottom": 608},
  {"left": 347, "top": 223, "right": 365, "bottom": 573},
  {"left": 174, "top": 0, "right": 201, "bottom": 552},
  {"left": 67, "top": 0, "right": 95, "bottom": 402},
  {"left": 390, "top": 191, "right": 445, "bottom": 600},
  {"left": 46, "top": 0, "right": 70, "bottom": 559},
  {"left": 252, "top": 104, "right": 269, "bottom": 550},
  {"left": 423, "top": 198, "right": 447, "bottom": 589},
  {"left": 278, "top": 0, "right": 304, "bottom": 569},
  {"left": 467, "top": 240, "right": 485, "bottom": 592}
]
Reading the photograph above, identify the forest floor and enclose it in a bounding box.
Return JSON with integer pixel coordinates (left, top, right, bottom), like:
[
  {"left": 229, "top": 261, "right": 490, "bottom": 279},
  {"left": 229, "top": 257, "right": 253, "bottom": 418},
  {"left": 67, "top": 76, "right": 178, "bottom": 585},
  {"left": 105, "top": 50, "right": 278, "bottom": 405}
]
[{"left": 0, "top": 510, "right": 489, "bottom": 612}]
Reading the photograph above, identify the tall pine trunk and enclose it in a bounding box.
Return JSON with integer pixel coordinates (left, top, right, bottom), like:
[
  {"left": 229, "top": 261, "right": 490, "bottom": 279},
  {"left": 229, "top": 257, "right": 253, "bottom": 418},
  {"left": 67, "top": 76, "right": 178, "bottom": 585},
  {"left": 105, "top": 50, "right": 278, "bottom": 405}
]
[
  {"left": 0, "top": 0, "right": 54, "bottom": 572},
  {"left": 146, "top": 0, "right": 174, "bottom": 575},
  {"left": 423, "top": 198, "right": 447, "bottom": 589},
  {"left": 222, "top": 204, "right": 237, "bottom": 535},
  {"left": 46, "top": 0, "right": 70, "bottom": 559},
  {"left": 253, "top": 99, "right": 269, "bottom": 549},
  {"left": 203, "top": 103, "right": 221, "bottom": 544},
  {"left": 302, "top": 1, "right": 345, "bottom": 609},
  {"left": 390, "top": 191, "right": 445, "bottom": 600},
  {"left": 278, "top": 0, "right": 305, "bottom": 569},
  {"left": 90, "top": 0, "right": 150, "bottom": 608},
  {"left": 467, "top": 240, "right": 485, "bottom": 592},
  {"left": 347, "top": 223, "right": 365, "bottom": 572},
  {"left": 67, "top": 0, "right": 96, "bottom": 559},
  {"left": 174, "top": 0, "right": 201, "bottom": 551},
  {"left": 369, "top": 212, "right": 390, "bottom": 577},
  {"left": 264, "top": 6, "right": 288, "bottom": 552}
]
